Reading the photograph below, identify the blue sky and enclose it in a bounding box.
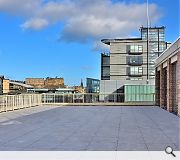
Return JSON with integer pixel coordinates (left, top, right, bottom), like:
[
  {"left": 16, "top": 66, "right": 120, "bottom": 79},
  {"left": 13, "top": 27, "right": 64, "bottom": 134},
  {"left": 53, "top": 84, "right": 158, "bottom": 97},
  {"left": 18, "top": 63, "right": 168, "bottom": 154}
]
[{"left": 0, "top": 0, "right": 179, "bottom": 86}]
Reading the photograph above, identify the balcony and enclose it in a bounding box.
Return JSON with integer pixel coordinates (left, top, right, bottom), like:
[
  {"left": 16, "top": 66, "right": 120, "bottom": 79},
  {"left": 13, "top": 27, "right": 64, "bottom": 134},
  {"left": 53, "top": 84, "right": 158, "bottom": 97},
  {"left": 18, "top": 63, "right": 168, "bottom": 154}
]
[
  {"left": 127, "top": 50, "right": 143, "bottom": 55},
  {"left": 127, "top": 56, "right": 143, "bottom": 66}
]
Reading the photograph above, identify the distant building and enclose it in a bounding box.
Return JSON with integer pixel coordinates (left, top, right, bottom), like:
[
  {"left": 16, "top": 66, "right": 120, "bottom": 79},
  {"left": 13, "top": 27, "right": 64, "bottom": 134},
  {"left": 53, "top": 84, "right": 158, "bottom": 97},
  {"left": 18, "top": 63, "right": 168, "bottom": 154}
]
[
  {"left": 73, "top": 86, "right": 84, "bottom": 93},
  {"left": 9, "top": 81, "right": 33, "bottom": 94},
  {"left": 80, "top": 79, "right": 84, "bottom": 88},
  {"left": 26, "top": 78, "right": 45, "bottom": 88},
  {"left": 100, "top": 26, "right": 168, "bottom": 97},
  {"left": 86, "top": 78, "right": 100, "bottom": 93},
  {"left": 101, "top": 53, "right": 110, "bottom": 80},
  {"left": 3, "top": 79, "right": 9, "bottom": 94},
  {"left": 45, "top": 77, "right": 64, "bottom": 89},
  {"left": 56, "top": 88, "right": 75, "bottom": 94},
  {"left": 26, "top": 77, "right": 64, "bottom": 89},
  {"left": 155, "top": 38, "right": 180, "bottom": 115},
  {"left": 0, "top": 76, "right": 10, "bottom": 95}
]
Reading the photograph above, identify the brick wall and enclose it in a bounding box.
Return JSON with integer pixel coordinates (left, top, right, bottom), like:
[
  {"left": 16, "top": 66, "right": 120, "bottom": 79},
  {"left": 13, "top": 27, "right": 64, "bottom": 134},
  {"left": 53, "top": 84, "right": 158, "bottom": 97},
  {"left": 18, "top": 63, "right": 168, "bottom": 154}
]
[
  {"left": 160, "top": 65, "right": 167, "bottom": 109},
  {"left": 167, "top": 59, "right": 173, "bottom": 112},
  {"left": 155, "top": 69, "right": 160, "bottom": 106}
]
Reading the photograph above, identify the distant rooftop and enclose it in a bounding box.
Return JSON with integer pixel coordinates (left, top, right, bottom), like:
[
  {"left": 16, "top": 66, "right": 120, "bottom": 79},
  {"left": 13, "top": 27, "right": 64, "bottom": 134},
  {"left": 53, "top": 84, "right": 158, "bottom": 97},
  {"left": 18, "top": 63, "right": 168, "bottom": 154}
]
[
  {"left": 101, "top": 38, "right": 142, "bottom": 45},
  {"left": 140, "top": 26, "right": 165, "bottom": 30},
  {"left": 102, "top": 26, "right": 166, "bottom": 45}
]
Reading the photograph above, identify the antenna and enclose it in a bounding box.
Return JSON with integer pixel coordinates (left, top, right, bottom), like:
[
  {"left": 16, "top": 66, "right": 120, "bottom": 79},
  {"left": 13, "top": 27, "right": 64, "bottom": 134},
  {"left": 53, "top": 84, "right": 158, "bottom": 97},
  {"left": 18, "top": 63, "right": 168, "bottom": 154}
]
[
  {"left": 146, "top": 0, "right": 150, "bottom": 29},
  {"left": 146, "top": 0, "right": 149, "bottom": 84}
]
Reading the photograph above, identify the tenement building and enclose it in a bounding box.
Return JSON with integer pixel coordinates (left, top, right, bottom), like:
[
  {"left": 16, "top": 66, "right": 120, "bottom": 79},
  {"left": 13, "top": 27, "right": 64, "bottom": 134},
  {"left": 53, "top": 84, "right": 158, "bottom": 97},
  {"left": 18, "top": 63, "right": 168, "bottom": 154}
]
[
  {"left": 155, "top": 38, "right": 180, "bottom": 115},
  {"left": 25, "top": 77, "right": 64, "bottom": 89},
  {"left": 100, "top": 26, "right": 168, "bottom": 100}
]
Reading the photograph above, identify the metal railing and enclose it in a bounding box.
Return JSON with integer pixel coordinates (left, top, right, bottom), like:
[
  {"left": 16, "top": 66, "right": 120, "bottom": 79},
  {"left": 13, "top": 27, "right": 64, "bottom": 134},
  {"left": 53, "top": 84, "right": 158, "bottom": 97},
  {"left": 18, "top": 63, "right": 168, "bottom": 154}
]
[
  {"left": 0, "top": 94, "right": 42, "bottom": 112},
  {"left": 0, "top": 93, "right": 155, "bottom": 113},
  {"left": 42, "top": 93, "right": 155, "bottom": 104}
]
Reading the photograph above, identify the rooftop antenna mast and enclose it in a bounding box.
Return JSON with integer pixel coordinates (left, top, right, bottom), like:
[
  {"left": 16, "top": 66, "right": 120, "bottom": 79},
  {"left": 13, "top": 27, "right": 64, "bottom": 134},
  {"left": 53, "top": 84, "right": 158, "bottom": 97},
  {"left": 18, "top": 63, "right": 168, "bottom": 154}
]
[{"left": 146, "top": 0, "right": 150, "bottom": 84}]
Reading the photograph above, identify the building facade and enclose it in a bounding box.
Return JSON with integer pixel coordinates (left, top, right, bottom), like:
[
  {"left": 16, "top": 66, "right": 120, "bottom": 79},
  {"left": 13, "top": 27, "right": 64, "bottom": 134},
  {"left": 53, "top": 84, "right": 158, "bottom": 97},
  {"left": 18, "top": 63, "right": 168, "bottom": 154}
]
[
  {"left": 26, "top": 78, "right": 45, "bottom": 88},
  {"left": 26, "top": 77, "right": 64, "bottom": 89},
  {"left": 86, "top": 78, "right": 100, "bottom": 93},
  {"left": 100, "top": 26, "right": 168, "bottom": 95},
  {"left": 155, "top": 38, "right": 180, "bottom": 115},
  {"left": 3, "top": 79, "right": 9, "bottom": 94},
  {"left": 101, "top": 53, "right": 110, "bottom": 80},
  {"left": 44, "top": 77, "right": 64, "bottom": 89},
  {"left": 0, "top": 76, "right": 10, "bottom": 95}
]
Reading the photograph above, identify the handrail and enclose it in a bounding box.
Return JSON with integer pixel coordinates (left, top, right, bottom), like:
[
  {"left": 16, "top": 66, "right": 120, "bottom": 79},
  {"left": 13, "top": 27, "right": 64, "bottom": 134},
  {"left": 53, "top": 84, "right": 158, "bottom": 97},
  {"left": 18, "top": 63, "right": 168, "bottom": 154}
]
[{"left": 0, "top": 93, "right": 155, "bottom": 113}]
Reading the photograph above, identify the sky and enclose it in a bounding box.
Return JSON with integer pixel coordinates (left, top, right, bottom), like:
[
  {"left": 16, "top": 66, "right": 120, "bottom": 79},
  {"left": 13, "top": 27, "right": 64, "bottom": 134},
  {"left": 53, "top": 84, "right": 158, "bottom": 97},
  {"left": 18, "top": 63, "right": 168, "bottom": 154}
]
[{"left": 0, "top": 0, "right": 179, "bottom": 86}]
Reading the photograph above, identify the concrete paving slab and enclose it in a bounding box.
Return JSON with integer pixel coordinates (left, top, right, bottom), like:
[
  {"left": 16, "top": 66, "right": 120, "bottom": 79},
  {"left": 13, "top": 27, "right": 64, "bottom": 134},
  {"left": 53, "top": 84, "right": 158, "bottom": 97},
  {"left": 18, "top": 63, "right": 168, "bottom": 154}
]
[{"left": 0, "top": 106, "right": 179, "bottom": 151}]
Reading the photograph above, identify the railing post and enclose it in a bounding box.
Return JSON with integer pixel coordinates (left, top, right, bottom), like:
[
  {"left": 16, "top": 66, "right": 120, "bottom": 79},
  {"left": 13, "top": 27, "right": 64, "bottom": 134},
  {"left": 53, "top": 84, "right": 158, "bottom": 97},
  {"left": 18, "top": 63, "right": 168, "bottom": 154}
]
[
  {"left": 5, "top": 96, "right": 8, "bottom": 112},
  {"left": 54, "top": 94, "right": 55, "bottom": 104},
  {"left": 83, "top": 94, "right": 84, "bottom": 103}
]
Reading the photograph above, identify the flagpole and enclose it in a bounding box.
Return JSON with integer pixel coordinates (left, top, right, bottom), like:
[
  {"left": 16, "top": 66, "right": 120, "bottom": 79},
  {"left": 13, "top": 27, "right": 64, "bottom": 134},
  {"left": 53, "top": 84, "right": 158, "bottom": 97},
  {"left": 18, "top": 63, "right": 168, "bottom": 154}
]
[{"left": 146, "top": 0, "right": 149, "bottom": 84}]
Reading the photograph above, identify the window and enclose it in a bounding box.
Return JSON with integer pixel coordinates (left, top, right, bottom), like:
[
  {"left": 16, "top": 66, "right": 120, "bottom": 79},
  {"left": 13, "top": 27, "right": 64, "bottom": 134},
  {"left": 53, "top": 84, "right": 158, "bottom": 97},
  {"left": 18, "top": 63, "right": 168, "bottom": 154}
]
[
  {"left": 127, "top": 67, "right": 143, "bottom": 76},
  {"left": 102, "top": 67, "right": 110, "bottom": 77},
  {"left": 127, "top": 45, "right": 143, "bottom": 54},
  {"left": 127, "top": 56, "right": 143, "bottom": 65}
]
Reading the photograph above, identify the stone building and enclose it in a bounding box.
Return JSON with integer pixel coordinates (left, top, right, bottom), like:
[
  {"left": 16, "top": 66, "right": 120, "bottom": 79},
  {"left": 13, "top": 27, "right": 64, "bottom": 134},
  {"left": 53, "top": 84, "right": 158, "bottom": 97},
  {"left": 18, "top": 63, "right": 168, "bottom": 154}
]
[
  {"left": 3, "top": 79, "right": 9, "bottom": 94},
  {"left": 155, "top": 38, "right": 180, "bottom": 115},
  {"left": 45, "top": 77, "right": 64, "bottom": 89},
  {"left": 26, "top": 77, "right": 64, "bottom": 89},
  {"left": 26, "top": 78, "right": 45, "bottom": 88}
]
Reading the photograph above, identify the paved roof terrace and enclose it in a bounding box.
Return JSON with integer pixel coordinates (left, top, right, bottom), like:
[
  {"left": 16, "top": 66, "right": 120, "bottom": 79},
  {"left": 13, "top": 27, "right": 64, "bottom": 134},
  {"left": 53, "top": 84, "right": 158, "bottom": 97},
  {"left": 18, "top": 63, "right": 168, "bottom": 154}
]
[{"left": 0, "top": 106, "right": 179, "bottom": 151}]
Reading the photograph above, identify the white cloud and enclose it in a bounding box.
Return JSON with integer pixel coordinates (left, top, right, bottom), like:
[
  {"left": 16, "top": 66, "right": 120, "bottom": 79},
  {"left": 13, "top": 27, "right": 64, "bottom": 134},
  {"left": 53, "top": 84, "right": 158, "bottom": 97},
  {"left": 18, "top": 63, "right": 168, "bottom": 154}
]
[
  {"left": 0, "top": 0, "right": 162, "bottom": 50},
  {"left": 21, "top": 18, "right": 49, "bottom": 30},
  {"left": 0, "top": 0, "right": 41, "bottom": 16}
]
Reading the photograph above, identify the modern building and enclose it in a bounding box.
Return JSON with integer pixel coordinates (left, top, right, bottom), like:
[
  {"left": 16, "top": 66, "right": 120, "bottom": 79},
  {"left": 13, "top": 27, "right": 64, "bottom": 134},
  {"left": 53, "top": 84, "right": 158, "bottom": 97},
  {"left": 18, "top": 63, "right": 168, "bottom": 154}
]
[
  {"left": 56, "top": 88, "right": 75, "bottom": 94},
  {"left": 86, "top": 78, "right": 100, "bottom": 93},
  {"left": 155, "top": 38, "right": 180, "bottom": 115},
  {"left": 101, "top": 53, "right": 110, "bottom": 80},
  {"left": 100, "top": 26, "right": 168, "bottom": 99}
]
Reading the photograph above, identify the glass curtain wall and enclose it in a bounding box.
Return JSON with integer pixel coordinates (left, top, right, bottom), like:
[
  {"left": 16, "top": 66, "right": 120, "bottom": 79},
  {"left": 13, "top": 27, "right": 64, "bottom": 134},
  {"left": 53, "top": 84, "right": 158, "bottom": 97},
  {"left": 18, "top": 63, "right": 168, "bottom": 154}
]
[{"left": 141, "top": 27, "right": 166, "bottom": 80}]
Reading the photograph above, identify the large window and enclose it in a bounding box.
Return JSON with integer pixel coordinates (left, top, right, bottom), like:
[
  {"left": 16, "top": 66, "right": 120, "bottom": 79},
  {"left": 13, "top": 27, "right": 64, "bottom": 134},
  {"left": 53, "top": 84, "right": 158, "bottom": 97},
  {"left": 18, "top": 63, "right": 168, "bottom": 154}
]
[
  {"left": 127, "top": 67, "right": 143, "bottom": 76},
  {"left": 127, "top": 45, "right": 143, "bottom": 54}
]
